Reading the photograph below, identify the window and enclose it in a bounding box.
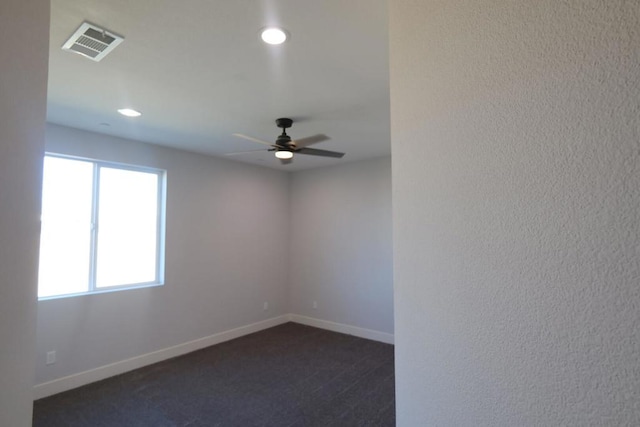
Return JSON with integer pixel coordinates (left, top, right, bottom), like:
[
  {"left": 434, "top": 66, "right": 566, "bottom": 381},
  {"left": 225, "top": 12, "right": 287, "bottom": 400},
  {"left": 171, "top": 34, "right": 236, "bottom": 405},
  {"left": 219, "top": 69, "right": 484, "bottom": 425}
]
[{"left": 38, "top": 154, "right": 165, "bottom": 299}]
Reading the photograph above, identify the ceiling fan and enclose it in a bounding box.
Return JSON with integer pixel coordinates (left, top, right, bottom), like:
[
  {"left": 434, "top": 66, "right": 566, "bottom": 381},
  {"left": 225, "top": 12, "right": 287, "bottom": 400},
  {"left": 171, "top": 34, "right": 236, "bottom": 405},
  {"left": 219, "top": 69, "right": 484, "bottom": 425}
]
[{"left": 227, "top": 118, "right": 345, "bottom": 164}]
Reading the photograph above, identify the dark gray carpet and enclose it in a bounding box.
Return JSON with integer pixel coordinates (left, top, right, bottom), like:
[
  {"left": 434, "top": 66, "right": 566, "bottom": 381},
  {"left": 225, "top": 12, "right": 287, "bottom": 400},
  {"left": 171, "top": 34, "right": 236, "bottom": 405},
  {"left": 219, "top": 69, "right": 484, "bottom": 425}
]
[{"left": 33, "top": 322, "right": 395, "bottom": 426}]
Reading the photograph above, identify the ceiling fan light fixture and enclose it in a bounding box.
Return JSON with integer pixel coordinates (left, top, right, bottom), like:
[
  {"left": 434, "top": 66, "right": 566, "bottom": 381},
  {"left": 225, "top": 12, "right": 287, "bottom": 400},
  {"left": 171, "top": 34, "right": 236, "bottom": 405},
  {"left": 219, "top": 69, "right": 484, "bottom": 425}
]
[
  {"left": 261, "top": 27, "right": 288, "bottom": 45},
  {"left": 275, "top": 150, "right": 293, "bottom": 160}
]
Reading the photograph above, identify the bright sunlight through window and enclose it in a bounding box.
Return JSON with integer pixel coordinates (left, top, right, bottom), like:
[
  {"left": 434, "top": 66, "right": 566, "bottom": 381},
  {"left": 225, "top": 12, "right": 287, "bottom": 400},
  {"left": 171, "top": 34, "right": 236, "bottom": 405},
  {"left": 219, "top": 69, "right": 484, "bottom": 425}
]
[{"left": 38, "top": 155, "right": 165, "bottom": 299}]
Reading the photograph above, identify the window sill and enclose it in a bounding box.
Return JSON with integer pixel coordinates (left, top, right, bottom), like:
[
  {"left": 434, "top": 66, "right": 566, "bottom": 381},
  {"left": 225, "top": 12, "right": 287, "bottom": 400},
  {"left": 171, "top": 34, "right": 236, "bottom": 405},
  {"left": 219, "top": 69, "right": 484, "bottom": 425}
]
[{"left": 37, "top": 282, "right": 164, "bottom": 301}]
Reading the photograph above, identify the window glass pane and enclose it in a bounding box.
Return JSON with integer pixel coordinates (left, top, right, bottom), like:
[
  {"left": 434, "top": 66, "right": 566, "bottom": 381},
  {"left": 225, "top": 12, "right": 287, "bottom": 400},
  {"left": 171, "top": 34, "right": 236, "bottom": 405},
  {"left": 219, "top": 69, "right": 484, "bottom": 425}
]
[
  {"left": 95, "top": 167, "right": 158, "bottom": 288},
  {"left": 38, "top": 157, "right": 93, "bottom": 297}
]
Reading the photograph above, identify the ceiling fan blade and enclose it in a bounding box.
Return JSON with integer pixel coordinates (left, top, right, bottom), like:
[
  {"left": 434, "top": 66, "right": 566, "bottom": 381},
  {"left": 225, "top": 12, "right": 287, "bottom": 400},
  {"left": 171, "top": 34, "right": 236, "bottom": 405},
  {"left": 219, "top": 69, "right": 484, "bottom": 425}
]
[
  {"left": 279, "top": 158, "right": 293, "bottom": 165},
  {"left": 292, "top": 134, "right": 330, "bottom": 148},
  {"left": 224, "top": 149, "right": 268, "bottom": 156},
  {"left": 296, "top": 147, "right": 345, "bottom": 158},
  {"left": 232, "top": 133, "right": 274, "bottom": 147}
]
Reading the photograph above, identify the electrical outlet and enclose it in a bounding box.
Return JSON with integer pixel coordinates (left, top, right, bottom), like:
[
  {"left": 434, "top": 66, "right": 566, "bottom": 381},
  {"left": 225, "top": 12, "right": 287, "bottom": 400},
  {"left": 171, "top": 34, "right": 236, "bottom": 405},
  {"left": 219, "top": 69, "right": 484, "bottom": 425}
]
[
  {"left": 313, "top": 301, "right": 318, "bottom": 309},
  {"left": 46, "top": 351, "right": 56, "bottom": 365},
  {"left": 263, "top": 301, "right": 269, "bottom": 311}
]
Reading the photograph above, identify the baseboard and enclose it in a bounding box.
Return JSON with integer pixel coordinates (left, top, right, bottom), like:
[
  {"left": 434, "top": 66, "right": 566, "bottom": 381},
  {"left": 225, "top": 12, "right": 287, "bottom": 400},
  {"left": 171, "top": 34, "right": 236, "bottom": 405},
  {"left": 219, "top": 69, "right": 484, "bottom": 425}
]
[
  {"left": 33, "top": 315, "right": 290, "bottom": 400},
  {"left": 288, "top": 314, "right": 394, "bottom": 345}
]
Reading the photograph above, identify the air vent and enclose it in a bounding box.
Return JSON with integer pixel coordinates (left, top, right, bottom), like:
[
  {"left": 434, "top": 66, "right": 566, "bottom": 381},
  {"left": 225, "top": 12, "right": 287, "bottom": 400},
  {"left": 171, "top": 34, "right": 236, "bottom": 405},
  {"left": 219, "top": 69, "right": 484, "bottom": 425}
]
[{"left": 62, "top": 22, "right": 124, "bottom": 62}]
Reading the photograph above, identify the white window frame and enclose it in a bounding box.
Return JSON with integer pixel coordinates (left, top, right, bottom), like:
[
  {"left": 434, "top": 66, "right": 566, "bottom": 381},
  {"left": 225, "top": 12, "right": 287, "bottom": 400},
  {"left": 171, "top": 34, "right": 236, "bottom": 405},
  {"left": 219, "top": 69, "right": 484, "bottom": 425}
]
[{"left": 38, "top": 153, "right": 167, "bottom": 300}]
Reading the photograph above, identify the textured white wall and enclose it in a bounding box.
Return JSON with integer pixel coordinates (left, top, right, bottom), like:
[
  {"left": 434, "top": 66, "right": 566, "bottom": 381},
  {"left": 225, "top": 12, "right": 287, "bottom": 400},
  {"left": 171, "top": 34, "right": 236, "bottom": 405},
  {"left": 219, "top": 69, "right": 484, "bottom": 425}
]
[
  {"left": 36, "top": 124, "right": 290, "bottom": 384},
  {"left": 390, "top": 1, "right": 640, "bottom": 425},
  {"left": 289, "top": 158, "right": 393, "bottom": 334},
  {"left": 0, "top": 0, "right": 49, "bottom": 425}
]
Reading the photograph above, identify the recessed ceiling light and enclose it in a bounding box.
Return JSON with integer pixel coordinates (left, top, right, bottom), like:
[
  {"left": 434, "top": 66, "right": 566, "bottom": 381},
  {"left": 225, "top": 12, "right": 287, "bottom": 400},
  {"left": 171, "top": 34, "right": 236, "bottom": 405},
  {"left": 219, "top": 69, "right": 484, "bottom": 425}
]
[
  {"left": 117, "top": 108, "right": 142, "bottom": 117},
  {"left": 261, "top": 28, "right": 288, "bottom": 45},
  {"left": 275, "top": 150, "right": 293, "bottom": 160}
]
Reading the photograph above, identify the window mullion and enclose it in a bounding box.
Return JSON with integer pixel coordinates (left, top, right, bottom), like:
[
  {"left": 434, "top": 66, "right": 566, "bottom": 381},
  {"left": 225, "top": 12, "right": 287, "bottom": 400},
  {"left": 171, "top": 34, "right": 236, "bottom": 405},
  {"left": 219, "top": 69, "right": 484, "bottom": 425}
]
[
  {"left": 88, "top": 163, "right": 100, "bottom": 292},
  {"left": 156, "top": 172, "right": 163, "bottom": 284}
]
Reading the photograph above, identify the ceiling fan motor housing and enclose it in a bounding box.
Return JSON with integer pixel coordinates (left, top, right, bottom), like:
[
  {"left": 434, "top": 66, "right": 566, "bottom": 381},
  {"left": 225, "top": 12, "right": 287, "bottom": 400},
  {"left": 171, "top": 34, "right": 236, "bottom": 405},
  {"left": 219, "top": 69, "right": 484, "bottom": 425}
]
[
  {"left": 275, "top": 118, "right": 294, "bottom": 149},
  {"left": 276, "top": 134, "right": 292, "bottom": 147}
]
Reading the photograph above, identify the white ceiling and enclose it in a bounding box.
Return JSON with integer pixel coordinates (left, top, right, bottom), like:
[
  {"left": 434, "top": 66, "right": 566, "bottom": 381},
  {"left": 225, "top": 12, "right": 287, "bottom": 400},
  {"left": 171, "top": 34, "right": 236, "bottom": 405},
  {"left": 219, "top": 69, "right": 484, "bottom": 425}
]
[{"left": 47, "top": 0, "right": 390, "bottom": 171}]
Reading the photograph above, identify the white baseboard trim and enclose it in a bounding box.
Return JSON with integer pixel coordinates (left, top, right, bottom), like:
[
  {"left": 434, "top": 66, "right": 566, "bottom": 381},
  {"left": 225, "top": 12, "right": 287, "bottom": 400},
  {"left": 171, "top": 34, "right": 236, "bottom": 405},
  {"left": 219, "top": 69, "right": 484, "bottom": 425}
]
[
  {"left": 33, "top": 315, "right": 290, "bottom": 400},
  {"left": 288, "top": 314, "right": 394, "bottom": 345}
]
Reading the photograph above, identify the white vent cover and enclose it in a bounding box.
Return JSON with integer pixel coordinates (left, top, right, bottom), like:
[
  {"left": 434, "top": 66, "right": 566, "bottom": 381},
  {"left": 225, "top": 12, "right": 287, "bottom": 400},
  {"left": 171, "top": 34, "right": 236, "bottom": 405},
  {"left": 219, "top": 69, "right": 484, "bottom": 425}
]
[{"left": 62, "top": 22, "right": 124, "bottom": 62}]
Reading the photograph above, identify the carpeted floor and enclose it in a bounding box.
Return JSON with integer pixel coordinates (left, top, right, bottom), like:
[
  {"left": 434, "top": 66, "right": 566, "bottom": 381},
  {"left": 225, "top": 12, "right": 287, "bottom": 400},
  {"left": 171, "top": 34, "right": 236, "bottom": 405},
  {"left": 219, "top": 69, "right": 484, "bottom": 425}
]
[{"left": 33, "top": 322, "right": 395, "bottom": 426}]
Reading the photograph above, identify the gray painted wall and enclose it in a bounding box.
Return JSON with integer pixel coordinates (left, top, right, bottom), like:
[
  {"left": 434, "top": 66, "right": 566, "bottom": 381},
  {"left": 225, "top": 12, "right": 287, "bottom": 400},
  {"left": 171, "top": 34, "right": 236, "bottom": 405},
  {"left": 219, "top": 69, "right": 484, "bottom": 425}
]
[
  {"left": 0, "top": 0, "right": 49, "bottom": 425},
  {"left": 36, "top": 124, "right": 290, "bottom": 384},
  {"left": 289, "top": 157, "right": 393, "bottom": 334},
  {"left": 390, "top": 0, "right": 640, "bottom": 425}
]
